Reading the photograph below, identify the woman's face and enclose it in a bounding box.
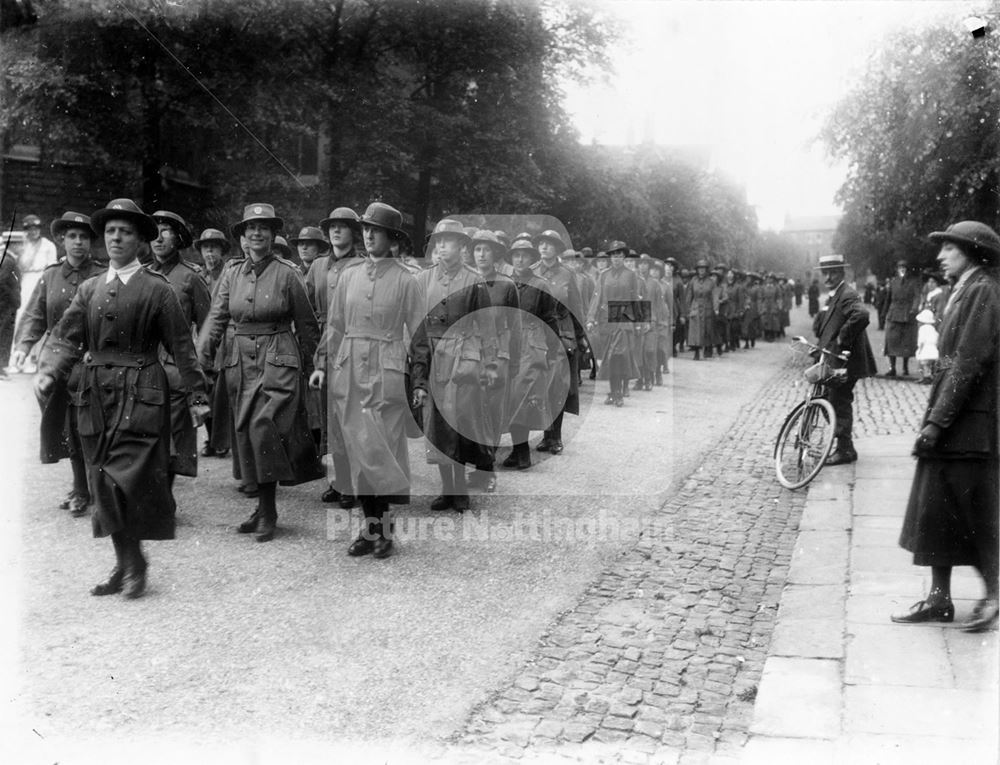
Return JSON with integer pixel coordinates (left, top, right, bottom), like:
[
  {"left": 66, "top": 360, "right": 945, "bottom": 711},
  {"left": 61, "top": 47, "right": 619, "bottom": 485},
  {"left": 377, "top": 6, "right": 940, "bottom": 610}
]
[
  {"left": 243, "top": 221, "right": 274, "bottom": 257},
  {"left": 297, "top": 242, "right": 320, "bottom": 265},
  {"left": 152, "top": 223, "right": 179, "bottom": 259},
  {"left": 434, "top": 234, "right": 464, "bottom": 269},
  {"left": 610, "top": 251, "right": 625, "bottom": 269},
  {"left": 511, "top": 251, "right": 535, "bottom": 272},
  {"left": 363, "top": 225, "right": 392, "bottom": 258},
  {"left": 104, "top": 219, "right": 142, "bottom": 268},
  {"left": 937, "top": 242, "right": 972, "bottom": 281},
  {"left": 200, "top": 243, "right": 224, "bottom": 271},
  {"left": 538, "top": 240, "right": 559, "bottom": 261},
  {"left": 474, "top": 243, "right": 497, "bottom": 273},
  {"left": 62, "top": 227, "right": 93, "bottom": 263},
  {"left": 329, "top": 222, "right": 355, "bottom": 250}
]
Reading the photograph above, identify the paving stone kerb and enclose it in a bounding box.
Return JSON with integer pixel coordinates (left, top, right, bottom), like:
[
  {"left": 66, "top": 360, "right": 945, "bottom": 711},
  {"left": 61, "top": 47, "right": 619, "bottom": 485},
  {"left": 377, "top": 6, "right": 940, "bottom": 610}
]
[{"left": 456, "top": 353, "right": 819, "bottom": 761}]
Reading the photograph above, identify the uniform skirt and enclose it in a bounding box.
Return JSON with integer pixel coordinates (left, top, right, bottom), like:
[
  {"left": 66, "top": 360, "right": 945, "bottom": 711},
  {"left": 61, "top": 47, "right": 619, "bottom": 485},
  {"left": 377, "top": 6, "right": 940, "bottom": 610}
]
[{"left": 885, "top": 321, "right": 918, "bottom": 357}]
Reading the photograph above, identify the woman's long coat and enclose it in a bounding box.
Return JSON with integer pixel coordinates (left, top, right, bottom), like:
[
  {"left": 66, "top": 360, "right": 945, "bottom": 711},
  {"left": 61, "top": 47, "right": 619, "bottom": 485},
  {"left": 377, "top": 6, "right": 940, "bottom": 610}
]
[
  {"left": 412, "top": 262, "right": 494, "bottom": 466},
  {"left": 323, "top": 256, "right": 424, "bottom": 500},
  {"left": 198, "top": 255, "right": 321, "bottom": 486},
  {"left": 760, "top": 282, "right": 781, "bottom": 333},
  {"left": 15, "top": 256, "right": 105, "bottom": 463},
  {"left": 480, "top": 272, "right": 521, "bottom": 447},
  {"left": 508, "top": 273, "right": 563, "bottom": 431},
  {"left": 587, "top": 265, "right": 641, "bottom": 379},
  {"left": 533, "top": 258, "right": 585, "bottom": 415},
  {"left": 884, "top": 274, "right": 922, "bottom": 357},
  {"left": 685, "top": 274, "right": 717, "bottom": 348},
  {"left": 38, "top": 267, "right": 205, "bottom": 539},
  {"left": 899, "top": 268, "right": 1000, "bottom": 567},
  {"left": 741, "top": 282, "right": 761, "bottom": 340}
]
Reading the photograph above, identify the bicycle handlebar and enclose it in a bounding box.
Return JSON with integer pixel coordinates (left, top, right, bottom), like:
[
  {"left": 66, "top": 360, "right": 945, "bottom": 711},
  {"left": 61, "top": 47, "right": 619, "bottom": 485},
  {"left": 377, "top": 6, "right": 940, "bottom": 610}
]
[{"left": 790, "top": 336, "right": 850, "bottom": 363}]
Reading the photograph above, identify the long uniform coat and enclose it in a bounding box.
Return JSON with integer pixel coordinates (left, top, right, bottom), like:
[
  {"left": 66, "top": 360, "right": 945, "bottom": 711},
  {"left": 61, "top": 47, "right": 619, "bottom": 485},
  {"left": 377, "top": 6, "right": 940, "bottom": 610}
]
[
  {"left": 479, "top": 271, "right": 521, "bottom": 448},
  {"left": 204, "top": 262, "right": 236, "bottom": 454},
  {"left": 638, "top": 274, "right": 661, "bottom": 370},
  {"left": 884, "top": 274, "right": 922, "bottom": 357},
  {"left": 672, "top": 277, "right": 688, "bottom": 349},
  {"left": 760, "top": 281, "right": 781, "bottom": 333},
  {"left": 508, "top": 271, "right": 563, "bottom": 432},
  {"left": 899, "top": 268, "right": 999, "bottom": 567},
  {"left": 780, "top": 282, "right": 792, "bottom": 329},
  {"left": 15, "top": 256, "right": 105, "bottom": 462},
  {"left": 587, "top": 264, "right": 641, "bottom": 379},
  {"left": 533, "top": 258, "right": 585, "bottom": 415},
  {"left": 657, "top": 275, "right": 675, "bottom": 358},
  {"left": 321, "top": 256, "right": 424, "bottom": 501},
  {"left": 148, "top": 252, "right": 211, "bottom": 476},
  {"left": 685, "top": 274, "right": 718, "bottom": 348},
  {"left": 197, "top": 255, "right": 321, "bottom": 486},
  {"left": 741, "top": 282, "right": 762, "bottom": 340},
  {"left": 38, "top": 267, "right": 205, "bottom": 539},
  {"left": 306, "top": 249, "right": 361, "bottom": 464},
  {"left": 413, "top": 262, "right": 494, "bottom": 467}
]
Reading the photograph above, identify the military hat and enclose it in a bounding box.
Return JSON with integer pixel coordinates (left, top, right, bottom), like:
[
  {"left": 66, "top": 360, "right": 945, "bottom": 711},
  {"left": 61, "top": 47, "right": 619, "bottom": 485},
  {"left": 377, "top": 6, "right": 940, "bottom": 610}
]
[
  {"left": 361, "top": 202, "right": 406, "bottom": 238},
  {"left": 534, "top": 229, "right": 566, "bottom": 250},
  {"left": 462, "top": 226, "right": 478, "bottom": 241},
  {"left": 51, "top": 211, "right": 97, "bottom": 239},
  {"left": 594, "top": 250, "right": 609, "bottom": 260},
  {"left": 428, "top": 218, "right": 470, "bottom": 245},
  {"left": 92, "top": 198, "right": 159, "bottom": 241},
  {"left": 606, "top": 240, "right": 628, "bottom": 256},
  {"left": 695, "top": 258, "right": 710, "bottom": 269},
  {"left": 581, "top": 246, "right": 594, "bottom": 257},
  {"left": 664, "top": 256, "right": 680, "bottom": 267},
  {"left": 273, "top": 235, "right": 293, "bottom": 259},
  {"left": 319, "top": 207, "right": 361, "bottom": 237},
  {"left": 494, "top": 230, "right": 512, "bottom": 249},
  {"left": 507, "top": 238, "right": 540, "bottom": 263},
  {"left": 680, "top": 268, "right": 691, "bottom": 278},
  {"left": 289, "top": 226, "right": 331, "bottom": 253},
  {"left": 193, "top": 228, "right": 231, "bottom": 254},
  {"left": 152, "top": 210, "right": 193, "bottom": 249},
  {"left": 928, "top": 220, "right": 1000, "bottom": 263},
  {"left": 231, "top": 203, "right": 283, "bottom": 238},
  {"left": 563, "top": 248, "right": 582, "bottom": 259},
  {"left": 471, "top": 229, "right": 507, "bottom": 259}
]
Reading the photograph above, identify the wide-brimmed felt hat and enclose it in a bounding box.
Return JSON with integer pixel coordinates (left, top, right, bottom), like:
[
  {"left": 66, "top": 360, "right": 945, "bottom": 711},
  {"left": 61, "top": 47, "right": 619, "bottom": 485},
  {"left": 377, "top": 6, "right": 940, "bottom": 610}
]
[
  {"left": 51, "top": 211, "right": 96, "bottom": 239},
  {"left": 428, "top": 218, "right": 470, "bottom": 245},
  {"left": 273, "top": 235, "right": 293, "bottom": 259},
  {"left": 507, "top": 238, "right": 540, "bottom": 263},
  {"left": 231, "top": 203, "right": 283, "bottom": 238},
  {"left": 319, "top": 207, "right": 361, "bottom": 237},
  {"left": 595, "top": 251, "right": 608, "bottom": 260},
  {"left": 360, "top": 202, "right": 406, "bottom": 238},
  {"left": 471, "top": 229, "right": 507, "bottom": 259},
  {"left": 928, "top": 221, "right": 1000, "bottom": 263},
  {"left": 534, "top": 229, "right": 565, "bottom": 250},
  {"left": 664, "top": 256, "right": 679, "bottom": 266},
  {"left": 695, "top": 258, "right": 710, "bottom": 269},
  {"left": 193, "top": 228, "right": 231, "bottom": 253},
  {"left": 494, "top": 230, "right": 512, "bottom": 248},
  {"left": 91, "top": 198, "right": 159, "bottom": 241},
  {"left": 462, "top": 226, "right": 478, "bottom": 241},
  {"left": 152, "top": 210, "right": 193, "bottom": 249},
  {"left": 814, "top": 253, "right": 849, "bottom": 270},
  {"left": 289, "top": 226, "right": 331, "bottom": 253},
  {"left": 606, "top": 240, "right": 628, "bottom": 256}
]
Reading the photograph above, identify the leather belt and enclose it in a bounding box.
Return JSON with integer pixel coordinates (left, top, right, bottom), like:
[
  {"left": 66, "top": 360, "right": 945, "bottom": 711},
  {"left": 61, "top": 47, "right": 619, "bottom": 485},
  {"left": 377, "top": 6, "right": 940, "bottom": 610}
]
[
  {"left": 234, "top": 321, "right": 291, "bottom": 335},
  {"left": 344, "top": 331, "right": 403, "bottom": 341},
  {"left": 84, "top": 350, "right": 155, "bottom": 368}
]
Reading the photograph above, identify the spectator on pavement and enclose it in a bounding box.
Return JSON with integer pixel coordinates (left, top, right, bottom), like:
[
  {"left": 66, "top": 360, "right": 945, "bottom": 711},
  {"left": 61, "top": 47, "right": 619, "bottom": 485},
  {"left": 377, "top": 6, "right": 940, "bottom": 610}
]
[
  {"left": 883, "top": 259, "right": 922, "bottom": 378},
  {"left": 893, "top": 221, "right": 1000, "bottom": 632},
  {"left": 914, "top": 308, "right": 938, "bottom": 385},
  {"left": 16, "top": 214, "right": 58, "bottom": 370},
  {"left": 812, "top": 253, "right": 877, "bottom": 465},
  {"left": 0, "top": 236, "right": 21, "bottom": 379}
]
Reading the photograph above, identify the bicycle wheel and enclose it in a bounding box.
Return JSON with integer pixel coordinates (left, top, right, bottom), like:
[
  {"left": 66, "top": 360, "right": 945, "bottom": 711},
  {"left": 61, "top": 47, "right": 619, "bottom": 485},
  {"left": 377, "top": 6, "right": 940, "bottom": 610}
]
[{"left": 774, "top": 398, "right": 837, "bottom": 490}]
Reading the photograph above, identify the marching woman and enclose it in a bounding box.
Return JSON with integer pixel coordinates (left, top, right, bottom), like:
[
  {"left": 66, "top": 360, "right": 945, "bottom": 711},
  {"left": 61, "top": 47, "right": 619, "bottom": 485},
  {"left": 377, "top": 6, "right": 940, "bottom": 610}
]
[
  {"left": 685, "top": 259, "right": 717, "bottom": 360},
  {"left": 413, "top": 219, "right": 494, "bottom": 512},
  {"left": 310, "top": 203, "right": 423, "bottom": 558},
  {"left": 586, "top": 241, "right": 641, "bottom": 407},
  {"left": 197, "top": 203, "right": 322, "bottom": 543},
  {"left": 14, "top": 212, "right": 105, "bottom": 516},
  {"left": 741, "top": 272, "right": 762, "bottom": 349},
  {"left": 35, "top": 199, "right": 208, "bottom": 599},
  {"left": 502, "top": 238, "right": 562, "bottom": 470},
  {"left": 893, "top": 222, "right": 1000, "bottom": 631},
  {"left": 760, "top": 272, "right": 781, "bottom": 341}
]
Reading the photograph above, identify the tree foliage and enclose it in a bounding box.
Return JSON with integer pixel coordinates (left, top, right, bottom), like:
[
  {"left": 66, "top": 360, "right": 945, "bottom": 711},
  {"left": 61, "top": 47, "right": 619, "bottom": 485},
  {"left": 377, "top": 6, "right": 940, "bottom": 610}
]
[{"left": 822, "top": 21, "right": 1000, "bottom": 276}]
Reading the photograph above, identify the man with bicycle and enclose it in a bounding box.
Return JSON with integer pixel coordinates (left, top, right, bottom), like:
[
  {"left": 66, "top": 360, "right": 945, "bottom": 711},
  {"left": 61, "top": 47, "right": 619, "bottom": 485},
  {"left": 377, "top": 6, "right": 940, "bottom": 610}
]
[{"left": 813, "top": 253, "right": 877, "bottom": 464}]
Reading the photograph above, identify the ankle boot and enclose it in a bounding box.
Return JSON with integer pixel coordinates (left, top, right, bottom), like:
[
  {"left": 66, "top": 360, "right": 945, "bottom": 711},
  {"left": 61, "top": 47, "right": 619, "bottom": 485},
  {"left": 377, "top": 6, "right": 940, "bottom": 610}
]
[
  {"left": 373, "top": 501, "right": 393, "bottom": 559},
  {"left": 348, "top": 498, "right": 377, "bottom": 556},
  {"left": 237, "top": 509, "right": 260, "bottom": 533},
  {"left": 121, "top": 537, "right": 147, "bottom": 599},
  {"left": 91, "top": 533, "right": 127, "bottom": 596}
]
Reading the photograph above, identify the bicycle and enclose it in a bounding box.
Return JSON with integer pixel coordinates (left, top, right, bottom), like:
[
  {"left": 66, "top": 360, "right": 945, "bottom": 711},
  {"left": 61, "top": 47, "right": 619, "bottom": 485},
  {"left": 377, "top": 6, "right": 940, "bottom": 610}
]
[{"left": 774, "top": 336, "right": 850, "bottom": 489}]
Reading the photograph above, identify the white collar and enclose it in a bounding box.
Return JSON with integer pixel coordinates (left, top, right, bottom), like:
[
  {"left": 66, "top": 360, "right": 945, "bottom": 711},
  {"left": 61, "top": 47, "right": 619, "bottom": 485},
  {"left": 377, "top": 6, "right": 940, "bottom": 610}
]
[{"left": 106, "top": 259, "right": 143, "bottom": 285}]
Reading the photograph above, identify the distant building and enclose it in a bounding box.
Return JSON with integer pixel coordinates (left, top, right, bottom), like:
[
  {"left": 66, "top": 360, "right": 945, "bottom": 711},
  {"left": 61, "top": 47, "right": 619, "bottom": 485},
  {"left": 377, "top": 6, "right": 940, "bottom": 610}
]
[{"left": 781, "top": 214, "right": 841, "bottom": 264}]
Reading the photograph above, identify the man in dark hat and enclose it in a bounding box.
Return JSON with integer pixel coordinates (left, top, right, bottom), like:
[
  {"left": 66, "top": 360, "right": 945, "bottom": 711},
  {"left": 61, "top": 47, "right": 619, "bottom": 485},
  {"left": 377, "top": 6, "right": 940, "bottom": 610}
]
[
  {"left": 883, "top": 259, "right": 922, "bottom": 378},
  {"left": 310, "top": 207, "right": 365, "bottom": 509},
  {"left": 149, "top": 210, "right": 212, "bottom": 492},
  {"left": 13, "top": 212, "right": 105, "bottom": 515},
  {"left": 35, "top": 199, "right": 208, "bottom": 599},
  {"left": 814, "top": 253, "right": 876, "bottom": 465}
]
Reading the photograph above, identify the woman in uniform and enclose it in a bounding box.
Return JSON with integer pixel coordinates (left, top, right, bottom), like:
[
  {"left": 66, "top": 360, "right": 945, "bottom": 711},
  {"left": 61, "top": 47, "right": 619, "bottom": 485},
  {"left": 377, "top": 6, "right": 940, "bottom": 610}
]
[
  {"left": 198, "top": 203, "right": 322, "bottom": 543},
  {"left": 684, "top": 259, "right": 717, "bottom": 360},
  {"left": 586, "top": 241, "right": 641, "bottom": 406}
]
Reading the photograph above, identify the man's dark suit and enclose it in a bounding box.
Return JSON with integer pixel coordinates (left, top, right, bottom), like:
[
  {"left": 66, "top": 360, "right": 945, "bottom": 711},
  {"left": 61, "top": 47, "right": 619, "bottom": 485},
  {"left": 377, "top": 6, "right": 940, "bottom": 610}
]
[{"left": 814, "top": 279, "right": 877, "bottom": 457}]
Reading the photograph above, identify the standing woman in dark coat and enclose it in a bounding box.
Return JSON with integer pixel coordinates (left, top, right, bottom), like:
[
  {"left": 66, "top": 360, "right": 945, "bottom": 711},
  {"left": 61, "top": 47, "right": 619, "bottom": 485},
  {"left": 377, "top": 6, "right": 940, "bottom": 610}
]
[
  {"left": 883, "top": 259, "right": 922, "bottom": 377},
  {"left": 197, "top": 203, "right": 322, "bottom": 542},
  {"left": 807, "top": 278, "right": 821, "bottom": 318},
  {"left": 892, "top": 222, "right": 1000, "bottom": 632},
  {"left": 35, "top": 199, "right": 208, "bottom": 599}
]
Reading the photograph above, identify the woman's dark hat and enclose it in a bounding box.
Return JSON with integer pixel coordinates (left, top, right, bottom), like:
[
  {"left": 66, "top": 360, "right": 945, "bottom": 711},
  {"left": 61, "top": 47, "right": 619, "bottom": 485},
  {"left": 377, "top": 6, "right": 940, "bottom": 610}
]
[
  {"left": 695, "top": 258, "right": 710, "bottom": 269},
  {"left": 928, "top": 221, "right": 1000, "bottom": 263},
  {"left": 471, "top": 229, "right": 507, "bottom": 259},
  {"left": 814, "top": 253, "right": 849, "bottom": 270},
  {"left": 91, "top": 199, "right": 159, "bottom": 241},
  {"left": 507, "top": 238, "right": 540, "bottom": 263},
  {"left": 606, "top": 240, "right": 628, "bottom": 256},
  {"left": 361, "top": 203, "right": 406, "bottom": 238},
  {"left": 51, "top": 211, "right": 97, "bottom": 240},
  {"left": 428, "top": 218, "right": 470, "bottom": 245},
  {"left": 289, "top": 226, "right": 331, "bottom": 253},
  {"left": 152, "top": 210, "right": 194, "bottom": 249},
  {"left": 319, "top": 207, "right": 361, "bottom": 237},
  {"left": 231, "top": 203, "right": 283, "bottom": 238},
  {"left": 273, "top": 235, "right": 293, "bottom": 259},
  {"left": 534, "top": 229, "right": 566, "bottom": 250},
  {"left": 193, "top": 228, "right": 231, "bottom": 253}
]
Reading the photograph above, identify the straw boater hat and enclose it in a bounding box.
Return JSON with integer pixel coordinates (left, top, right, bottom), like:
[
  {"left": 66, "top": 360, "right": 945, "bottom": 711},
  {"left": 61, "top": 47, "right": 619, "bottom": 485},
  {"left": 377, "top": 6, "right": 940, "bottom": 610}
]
[
  {"left": 231, "top": 203, "right": 283, "bottom": 238},
  {"left": 51, "top": 211, "right": 96, "bottom": 239},
  {"left": 319, "top": 207, "right": 361, "bottom": 238},
  {"left": 193, "top": 228, "right": 231, "bottom": 254},
  {"left": 928, "top": 221, "right": 1000, "bottom": 264},
  {"left": 360, "top": 202, "right": 407, "bottom": 239},
  {"left": 91, "top": 198, "right": 158, "bottom": 241},
  {"left": 289, "top": 226, "right": 331, "bottom": 254},
  {"left": 814, "top": 253, "right": 849, "bottom": 270}
]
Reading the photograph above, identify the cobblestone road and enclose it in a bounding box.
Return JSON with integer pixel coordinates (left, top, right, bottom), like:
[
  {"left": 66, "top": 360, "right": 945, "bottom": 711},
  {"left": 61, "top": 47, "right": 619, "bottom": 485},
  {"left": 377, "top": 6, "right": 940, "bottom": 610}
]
[{"left": 451, "top": 320, "right": 931, "bottom": 765}]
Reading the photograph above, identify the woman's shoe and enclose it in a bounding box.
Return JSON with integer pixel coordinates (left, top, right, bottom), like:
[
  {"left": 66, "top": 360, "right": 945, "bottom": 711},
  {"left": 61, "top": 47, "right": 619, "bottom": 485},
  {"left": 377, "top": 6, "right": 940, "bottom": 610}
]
[
  {"left": 237, "top": 511, "right": 259, "bottom": 534},
  {"left": 962, "top": 599, "right": 999, "bottom": 632},
  {"left": 430, "top": 495, "right": 454, "bottom": 511},
  {"left": 90, "top": 567, "right": 124, "bottom": 596},
  {"left": 321, "top": 485, "right": 342, "bottom": 503},
  {"left": 890, "top": 598, "right": 955, "bottom": 623}
]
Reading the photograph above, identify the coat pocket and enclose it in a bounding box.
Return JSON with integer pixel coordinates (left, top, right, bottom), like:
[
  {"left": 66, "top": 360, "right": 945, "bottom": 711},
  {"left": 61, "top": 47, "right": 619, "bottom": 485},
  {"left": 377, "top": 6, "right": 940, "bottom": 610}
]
[
  {"left": 266, "top": 352, "right": 300, "bottom": 369},
  {"left": 122, "top": 386, "right": 165, "bottom": 436},
  {"left": 70, "top": 385, "right": 102, "bottom": 437}
]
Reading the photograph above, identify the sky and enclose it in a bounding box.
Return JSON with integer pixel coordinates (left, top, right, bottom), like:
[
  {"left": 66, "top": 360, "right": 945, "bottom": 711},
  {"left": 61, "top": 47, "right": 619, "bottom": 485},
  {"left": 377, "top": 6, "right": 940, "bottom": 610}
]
[{"left": 565, "top": 0, "right": 988, "bottom": 231}]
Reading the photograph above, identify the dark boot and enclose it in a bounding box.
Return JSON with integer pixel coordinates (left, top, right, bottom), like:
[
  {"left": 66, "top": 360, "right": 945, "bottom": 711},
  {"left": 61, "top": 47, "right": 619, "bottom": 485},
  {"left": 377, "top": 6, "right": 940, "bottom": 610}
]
[
  {"left": 373, "top": 500, "right": 393, "bottom": 559},
  {"left": 693, "top": 348, "right": 701, "bottom": 360},
  {"left": 826, "top": 437, "right": 858, "bottom": 466},
  {"left": 91, "top": 532, "right": 126, "bottom": 596},
  {"left": 516, "top": 441, "right": 531, "bottom": 470},
  {"left": 537, "top": 429, "right": 553, "bottom": 452},
  {"left": 254, "top": 482, "right": 277, "bottom": 542},
  {"left": 348, "top": 497, "right": 377, "bottom": 556},
  {"left": 431, "top": 465, "right": 454, "bottom": 510},
  {"left": 121, "top": 536, "right": 147, "bottom": 600},
  {"left": 452, "top": 465, "right": 470, "bottom": 512}
]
